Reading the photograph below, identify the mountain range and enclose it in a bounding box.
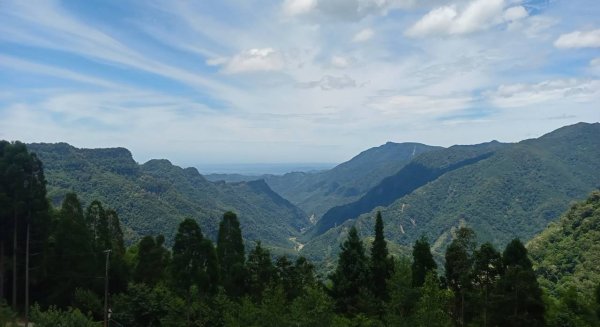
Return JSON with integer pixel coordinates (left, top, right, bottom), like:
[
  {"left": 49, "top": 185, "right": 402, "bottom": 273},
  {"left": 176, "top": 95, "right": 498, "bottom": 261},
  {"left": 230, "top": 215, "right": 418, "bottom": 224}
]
[{"left": 26, "top": 122, "right": 600, "bottom": 264}]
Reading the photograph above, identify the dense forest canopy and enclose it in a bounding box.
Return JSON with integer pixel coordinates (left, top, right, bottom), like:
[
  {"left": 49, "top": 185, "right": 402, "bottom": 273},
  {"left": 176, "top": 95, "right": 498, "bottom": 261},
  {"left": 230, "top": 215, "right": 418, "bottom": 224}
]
[{"left": 1, "top": 139, "right": 600, "bottom": 326}]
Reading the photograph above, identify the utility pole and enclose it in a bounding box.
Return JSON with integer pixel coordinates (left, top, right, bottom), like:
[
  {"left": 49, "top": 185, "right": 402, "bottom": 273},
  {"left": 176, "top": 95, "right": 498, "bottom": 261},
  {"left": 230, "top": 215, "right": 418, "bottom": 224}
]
[
  {"left": 104, "top": 249, "right": 111, "bottom": 327},
  {"left": 24, "top": 223, "right": 30, "bottom": 327}
]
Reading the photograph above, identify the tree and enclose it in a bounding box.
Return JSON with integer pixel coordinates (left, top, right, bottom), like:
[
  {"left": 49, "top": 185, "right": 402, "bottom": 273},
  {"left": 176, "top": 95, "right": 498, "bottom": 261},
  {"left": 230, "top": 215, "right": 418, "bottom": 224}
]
[
  {"left": 385, "top": 256, "right": 418, "bottom": 326},
  {"left": 411, "top": 235, "right": 437, "bottom": 287},
  {"left": 414, "top": 273, "right": 453, "bottom": 327},
  {"left": 171, "top": 218, "right": 218, "bottom": 297},
  {"left": 49, "top": 193, "right": 97, "bottom": 307},
  {"left": 444, "top": 227, "right": 476, "bottom": 326},
  {"left": 246, "top": 241, "right": 276, "bottom": 301},
  {"left": 370, "top": 211, "right": 393, "bottom": 305},
  {"left": 216, "top": 211, "right": 246, "bottom": 298},
  {"left": 491, "top": 239, "right": 545, "bottom": 327},
  {"left": 471, "top": 242, "right": 503, "bottom": 327},
  {"left": 330, "top": 226, "right": 371, "bottom": 316},
  {"left": 133, "top": 235, "right": 169, "bottom": 286}
]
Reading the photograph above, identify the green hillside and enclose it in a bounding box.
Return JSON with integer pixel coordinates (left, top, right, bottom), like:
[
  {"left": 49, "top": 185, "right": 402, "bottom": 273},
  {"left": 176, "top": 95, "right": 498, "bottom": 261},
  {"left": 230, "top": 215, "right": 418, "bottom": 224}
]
[
  {"left": 264, "top": 142, "right": 440, "bottom": 218},
  {"left": 26, "top": 143, "right": 309, "bottom": 251},
  {"left": 528, "top": 190, "right": 600, "bottom": 299},
  {"left": 301, "top": 123, "right": 600, "bottom": 263}
]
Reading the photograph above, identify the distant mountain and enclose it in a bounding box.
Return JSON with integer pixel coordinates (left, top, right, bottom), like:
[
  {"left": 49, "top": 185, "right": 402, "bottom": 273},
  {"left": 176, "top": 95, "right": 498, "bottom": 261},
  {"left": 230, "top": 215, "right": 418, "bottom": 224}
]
[
  {"left": 528, "top": 190, "right": 600, "bottom": 299},
  {"left": 301, "top": 122, "right": 600, "bottom": 263},
  {"left": 263, "top": 142, "right": 441, "bottom": 219},
  {"left": 205, "top": 173, "right": 269, "bottom": 183},
  {"left": 312, "top": 141, "right": 504, "bottom": 237},
  {"left": 27, "top": 143, "right": 309, "bottom": 252}
]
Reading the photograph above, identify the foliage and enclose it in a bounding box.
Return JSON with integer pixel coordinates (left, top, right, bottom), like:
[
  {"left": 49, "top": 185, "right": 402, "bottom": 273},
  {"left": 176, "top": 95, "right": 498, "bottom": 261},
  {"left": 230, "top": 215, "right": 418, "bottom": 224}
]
[
  {"left": 411, "top": 235, "right": 437, "bottom": 287},
  {"left": 264, "top": 142, "right": 439, "bottom": 219},
  {"left": 330, "top": 226, "right": 373, "bottom": 316},
  {"left": 30, "top": 304, "right": 98, "bottom": 327},
  {"left": 303, "top": 122, "right": 600, "bottom": 265},
  {"left": 217, "top": 211, "right": 246, "bottom": 298},
  {"left": 26, "top": 143, "right": 310, "bottom": 251},
  {"left": 414, "top": 273, "right": 453, "bottom": 327},
  {"left": 529, "top": 190, "right": 600, "bottom": 326},
  {"left": 369, "top": 211, "right": 393, "bottom": 305}
]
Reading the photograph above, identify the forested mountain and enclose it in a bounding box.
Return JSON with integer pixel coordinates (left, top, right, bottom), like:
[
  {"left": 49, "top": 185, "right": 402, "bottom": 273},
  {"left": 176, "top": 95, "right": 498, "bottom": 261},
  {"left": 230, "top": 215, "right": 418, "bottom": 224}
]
[
  {"left": 529, "top": 191, "right": 600, "bottom": 321},
  {"left": 301, "top": 122, "right": 600, "bottom": 263},
  {"left": 26, "top": 143, "right": 309, "bottom": 251},
  {"left": 263, "top": 142, "right": 439, "bottom": 219}
]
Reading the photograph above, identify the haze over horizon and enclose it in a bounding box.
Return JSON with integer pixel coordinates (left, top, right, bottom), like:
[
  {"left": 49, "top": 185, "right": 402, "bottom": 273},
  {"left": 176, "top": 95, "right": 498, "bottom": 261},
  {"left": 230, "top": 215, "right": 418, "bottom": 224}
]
[{"left": 1, "top": 0, "right": 599, "bottom": 167}]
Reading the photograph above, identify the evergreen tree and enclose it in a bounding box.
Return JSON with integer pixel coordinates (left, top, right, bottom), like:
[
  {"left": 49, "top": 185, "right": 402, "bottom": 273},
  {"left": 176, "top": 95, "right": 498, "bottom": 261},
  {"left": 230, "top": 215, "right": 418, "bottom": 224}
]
[
  {"left": 411, "top": 235, "right": 437, "bottom": 287},
  {"left": 370, "top": 211, "right": 393, "bottom": 304},
  {"left": 133, "top": 235, "right": 169, "bottom": 286},
  {"left": 491, "top": 239, "right": 545, "bottom": 327},
  {"left": 246, "top": 241, "right": 276, "bottom": 301},
  {"left": 216, "top": 211, "right": 246, "bottom": 298},
  {"left": 472, "top": 242, "right": 503, "bottom": 327},
  {"left": 330, "top": 226, "right": 371, "bottom": 316},
  {"left": 444, "top": 227, "right": 475, "bottom": 326},
  {"left": 171, "top": 218, "right": 218, "bottom": 297},
  {"left": 50, "top": 193, "right": 97, "bottom": 307},
  {"left": 385, "top": 256, "right": 418, "bottom": 326}
]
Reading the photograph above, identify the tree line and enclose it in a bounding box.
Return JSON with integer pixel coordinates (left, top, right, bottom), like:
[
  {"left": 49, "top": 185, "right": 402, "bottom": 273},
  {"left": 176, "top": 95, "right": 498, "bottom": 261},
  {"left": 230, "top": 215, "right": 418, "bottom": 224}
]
[{"left": 1, "top": 141, "right": 600, "bottom": 326}]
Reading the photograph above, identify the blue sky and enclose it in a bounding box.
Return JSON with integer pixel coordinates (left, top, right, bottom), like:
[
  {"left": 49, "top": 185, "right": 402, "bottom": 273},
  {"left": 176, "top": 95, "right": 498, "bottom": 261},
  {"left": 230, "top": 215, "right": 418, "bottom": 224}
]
[{"left": 1, "top": 0, "right": 599, "bottom": 166}]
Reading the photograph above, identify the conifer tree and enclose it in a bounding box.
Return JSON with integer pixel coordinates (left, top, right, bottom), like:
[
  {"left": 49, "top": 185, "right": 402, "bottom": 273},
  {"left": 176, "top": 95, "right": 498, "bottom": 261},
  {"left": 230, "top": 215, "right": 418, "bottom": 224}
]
[
  {"left": 331, "top": 226, "right": 371, "bottom": 315},
  {"left": 370, "top": 211, "right": 392, "bottom": 304},
  {"left": 50, "top": 193, "right": 97, "bottom": 306},
  {"left": 133, "top": 235, "right": 169, "bottom": 286},
  {"left": 444, "top": 227, "right": 476, "bottom": 326},
  {"left": 216, "top": 211, "right": 246, "bottom": 297},
  {"left": 491, "top": 239, "right": 545, "bottom": 327},
  {"left": 411, "top": 235, "right": 437, "bottom": 287},
  {"left": 246, "top": 241, "right": 275, "bottom": 301},
  {"left": 472, "top": 242, "right": 502, "bottom": 327}
]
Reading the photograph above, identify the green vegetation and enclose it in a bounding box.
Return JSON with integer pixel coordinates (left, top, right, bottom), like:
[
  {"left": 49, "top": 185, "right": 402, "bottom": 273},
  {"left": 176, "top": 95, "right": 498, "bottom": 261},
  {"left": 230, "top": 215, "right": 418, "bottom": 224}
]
[
  {"left": 303, "top": 122, "right": 600, "bottom": 263},
  {"left": 26, "top": 143, "right": 309, "bottom": 251},
  {"left": 529, "top": 190, "right": 600, "bottom": 326},
  {"left": 265, "top": 142, "right": 439, "bottom": 218}
]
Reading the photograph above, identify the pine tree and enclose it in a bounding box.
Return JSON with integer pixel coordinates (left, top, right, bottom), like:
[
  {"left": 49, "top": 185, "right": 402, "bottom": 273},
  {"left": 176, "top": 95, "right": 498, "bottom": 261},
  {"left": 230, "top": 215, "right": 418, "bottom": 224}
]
[
  {"left": 330, "top": 226, "right": 371, "bottom": 316},
  {"left": 370, "top": 211, "right": 393, "bottom": 304},
  {"left": 216, "top": 211, "right": 246, "bottom": 298},
  {"left": 50, "top": 193, "right": 97, "bottom": 306},
  {"left": 472, "top": 242, "right": 503, "bottom": 327},
  {"left": 444, "top": 227, "right": 476, "bottom": 326},
  {"left": 411, "top": 235, "right": 437, "bottom": 287},
  {"left": 491, "top": 239, "right": 545, "bottom": 327},
  {"left": 246, "top": 241, "right": 275, "bottom": 301},
  {"left": 133, "top": 235, "right": 169, "bottom": 286},
  {"left": 171, "top": 218, "right": 218, "bottom": 296}
]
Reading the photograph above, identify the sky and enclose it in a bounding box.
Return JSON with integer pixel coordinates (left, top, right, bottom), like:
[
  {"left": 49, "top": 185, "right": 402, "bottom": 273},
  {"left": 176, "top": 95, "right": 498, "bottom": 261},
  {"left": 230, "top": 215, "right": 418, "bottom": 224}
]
[{"left": 1, "top": 0, "right": 599, "bottom": 167}]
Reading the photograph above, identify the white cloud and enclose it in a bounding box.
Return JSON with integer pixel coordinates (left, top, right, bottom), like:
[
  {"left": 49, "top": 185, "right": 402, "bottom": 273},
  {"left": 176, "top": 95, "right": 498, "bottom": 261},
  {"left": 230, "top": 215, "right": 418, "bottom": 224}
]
[
  {"left": 331, "top": 55, "right": 351, "bottom": 68},
  {"left": 368, "top": 93, "right": 472, "bottom": 116},
  {"left": 486, "top": 79, "right": 600, "bottom": 108},
  {"left": 283, "top": 0, "right": 415, "bottom": 22},
  {"left": 592, "top": 57, "right": 600, "bottom": 67},
  {"left": 353, "top": 28, "right": 375, "bottom": 42},
  {"left": 554, "top": 29, "right": 600, "bottom": 49},
  {"left": 406, "top": 0, "right": 528, "bottom": 37},
  {"left": 503, "top": 6, "right": 527, "bottom": 21},
  {"left": 220, "top": 48, "right": 285, "bottom": 74},
  {"left": 283, "top": 0, "right": 317, "bottom": 16},
  {"left": 297, "top": 75, "right": 357, "bottom": 90}
]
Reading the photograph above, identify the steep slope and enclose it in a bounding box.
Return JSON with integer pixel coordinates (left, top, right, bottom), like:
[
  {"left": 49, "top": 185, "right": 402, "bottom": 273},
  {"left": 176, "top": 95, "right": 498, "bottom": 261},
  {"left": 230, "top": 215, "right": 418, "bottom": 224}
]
[
  {"left": 301, "top": 122, "right": 600, "bottom": 263},
  {"left": 528, "top": 190, "right": 600, "bottom": 299},
  {"left": 26, "top": 143, "right": 309, "bottom": 251},
  {"left": 312, "top": 141, "right": 505, "bottom": 236},
  {"left": 264, "top": 142, "right": 440, "bottom": 218}
]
